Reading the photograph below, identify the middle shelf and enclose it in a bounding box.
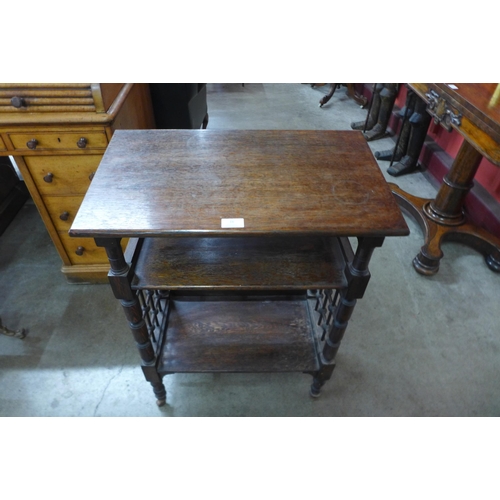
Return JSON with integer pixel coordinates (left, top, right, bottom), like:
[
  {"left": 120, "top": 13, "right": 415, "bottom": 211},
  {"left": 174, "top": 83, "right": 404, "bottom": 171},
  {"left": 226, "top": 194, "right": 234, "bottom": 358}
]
[{"left": 131, "top": 235, "right": 349, "bottom": 291}]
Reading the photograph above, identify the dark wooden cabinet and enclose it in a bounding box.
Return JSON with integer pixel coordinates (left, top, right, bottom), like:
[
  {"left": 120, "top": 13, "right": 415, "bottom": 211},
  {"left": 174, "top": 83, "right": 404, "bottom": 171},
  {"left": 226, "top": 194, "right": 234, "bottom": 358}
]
[{"left": 70, "top": 129, "right": 409, "bottom": 405}]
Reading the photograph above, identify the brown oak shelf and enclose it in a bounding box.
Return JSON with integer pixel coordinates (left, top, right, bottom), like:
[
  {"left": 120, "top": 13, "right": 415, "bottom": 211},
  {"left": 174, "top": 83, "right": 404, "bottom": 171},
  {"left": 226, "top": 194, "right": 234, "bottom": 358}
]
[
  {"left": 131, "top": 235, "right": 348, "bottom": 291},
  {"left": 158, "top": 295, "right": 320, "bottom": 374}
]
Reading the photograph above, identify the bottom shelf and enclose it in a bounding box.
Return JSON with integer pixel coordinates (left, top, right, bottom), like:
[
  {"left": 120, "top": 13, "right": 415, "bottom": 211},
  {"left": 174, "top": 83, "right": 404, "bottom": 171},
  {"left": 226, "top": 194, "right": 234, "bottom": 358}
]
[{"left": 157, "top": 293, "right": 320, "bottom": 375}]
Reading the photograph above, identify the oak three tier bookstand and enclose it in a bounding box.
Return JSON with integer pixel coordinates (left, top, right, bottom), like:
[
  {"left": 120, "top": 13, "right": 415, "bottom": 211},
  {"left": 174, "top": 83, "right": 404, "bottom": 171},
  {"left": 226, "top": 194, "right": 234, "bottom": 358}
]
[{"left": 70, "top": 129, "right": 408, "bottom": 405}]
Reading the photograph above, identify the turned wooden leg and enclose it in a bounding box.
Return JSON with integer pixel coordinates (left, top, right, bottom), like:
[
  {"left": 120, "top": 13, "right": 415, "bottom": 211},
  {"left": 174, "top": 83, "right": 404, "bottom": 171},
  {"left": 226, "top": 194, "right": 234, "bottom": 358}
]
[
  {"left": 319, "top": 84, "right": 339, "bottom": 107},
  {"left": 310, "top": 291, "right": 356, "bottom": 397},
  {"left": 96, "top": 238, "right": 167, "bottom": 406},
  {"left": 311, "top": 237, "right": 384, "bottom": 396},
  {"left": 310, "top": 364, "right": 336, "bottom": 397},
  {"left": 140, "top": 344, "right": 167, "bottom": 406},
  {"left": 415, "top": 141, "right": 483, "bottom": 274},
  {"left": 427, "top": 140, "right": 482, "bottom": 225}
]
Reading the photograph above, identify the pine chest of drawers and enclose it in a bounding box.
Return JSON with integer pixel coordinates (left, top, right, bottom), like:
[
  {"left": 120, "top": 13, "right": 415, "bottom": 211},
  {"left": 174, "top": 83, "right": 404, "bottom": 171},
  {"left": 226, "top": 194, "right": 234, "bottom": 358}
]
[{"left": 0, "top": 83, "right": 155, "bottom": 283}]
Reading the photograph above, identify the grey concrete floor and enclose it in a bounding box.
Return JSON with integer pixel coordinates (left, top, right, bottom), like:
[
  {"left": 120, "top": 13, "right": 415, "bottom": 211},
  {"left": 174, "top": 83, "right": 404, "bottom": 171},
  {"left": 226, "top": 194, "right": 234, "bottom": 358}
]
[{"left": 1, "top": 83, "right": 499, "bottom": 417}]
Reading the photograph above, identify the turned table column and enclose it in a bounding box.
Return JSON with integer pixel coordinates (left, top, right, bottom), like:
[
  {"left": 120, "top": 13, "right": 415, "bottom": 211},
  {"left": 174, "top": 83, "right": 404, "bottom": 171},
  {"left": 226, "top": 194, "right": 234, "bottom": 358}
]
[
  {"left": 310, "top": 236, "right": 385, "bottom": 397},
  {"left": 95, "top": 237, "right": 167, "bottom": 406},
  {"left": 424, "top": 140, "right": 482, "bottom": 226},
  {"left": 399, "top": 139, "right": 500, "bottom": 276}
]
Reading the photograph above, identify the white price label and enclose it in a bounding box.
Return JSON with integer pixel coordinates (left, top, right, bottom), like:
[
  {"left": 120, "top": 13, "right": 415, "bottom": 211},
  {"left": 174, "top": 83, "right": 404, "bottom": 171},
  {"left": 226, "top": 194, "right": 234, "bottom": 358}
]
[{"left": 221, "top": 218, "right": 245, "bottom": 228}]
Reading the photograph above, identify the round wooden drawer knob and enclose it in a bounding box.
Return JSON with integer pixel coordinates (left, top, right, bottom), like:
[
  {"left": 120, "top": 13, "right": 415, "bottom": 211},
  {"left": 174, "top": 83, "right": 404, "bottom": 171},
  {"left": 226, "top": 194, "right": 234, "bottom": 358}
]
[
  {"left": 59, "top": 211, "right": 70, "bottom": 221},
  {"left": 27, "top": 138, "right": 38, "bottom": 150},
  {"left": 43, "top": 173, "right": 53, "bottom": 183},
  {"left": 11, "top": 96, "right": 26, "bottom": 108},
  {"left": 75, "top": 246, "right": 85, "bottom": 256},
  {"left": 77, "top": 137, "right": 88, "bottom": 148}
]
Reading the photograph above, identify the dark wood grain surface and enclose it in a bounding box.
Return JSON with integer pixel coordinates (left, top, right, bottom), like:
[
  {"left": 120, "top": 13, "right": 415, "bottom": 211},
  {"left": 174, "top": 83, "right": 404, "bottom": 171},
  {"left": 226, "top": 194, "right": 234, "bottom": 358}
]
[
  {"left": 435, "top": 83, "right": 500, "bottom": 132},
  {"left": 131, "top": 235, "right": 348, "bottom": 290},
  {"left": 70, "top": 130, "right": 409, "bottom": 238},
  {"left": 158, "top": 298, "right": 319, "bottom": 373}
]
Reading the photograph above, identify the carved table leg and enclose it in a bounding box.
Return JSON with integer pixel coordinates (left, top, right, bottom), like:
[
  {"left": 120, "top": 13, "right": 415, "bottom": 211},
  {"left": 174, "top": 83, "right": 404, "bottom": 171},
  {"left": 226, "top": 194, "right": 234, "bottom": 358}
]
[
  {"left": 311, "top": 237, "right": 384, "bottom": 396},
  {"left": 319, "top": 84, "right": 340, "bottom": 107},
  {"left": 318, "top": 84, "right": 368, "bottom": 109},
  {"left": 0, "top": 317, "right": 26, "bottom": 339},
  {"left": 96, "top": 238, "right": 167, "bottom": 406},
  {"left": 389, "top": 140, "right": 500, "bottom": 274}
]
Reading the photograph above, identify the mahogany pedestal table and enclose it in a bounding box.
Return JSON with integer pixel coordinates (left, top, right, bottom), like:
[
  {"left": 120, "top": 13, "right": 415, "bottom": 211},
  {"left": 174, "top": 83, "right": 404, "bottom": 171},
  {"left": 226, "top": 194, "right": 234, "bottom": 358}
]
[
  {"left": 70, "top": 129, "right": 408, "bottom": 406},
  {"left": 389, "top": 83, "right": 500, "bottom": 275}
]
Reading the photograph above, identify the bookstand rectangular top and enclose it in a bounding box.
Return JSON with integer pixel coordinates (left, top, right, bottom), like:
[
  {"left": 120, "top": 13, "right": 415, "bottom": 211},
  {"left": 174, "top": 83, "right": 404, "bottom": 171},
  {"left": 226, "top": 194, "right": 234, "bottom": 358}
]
[{"left": 69, "top": 129, "right": 409, "bottom": 238}]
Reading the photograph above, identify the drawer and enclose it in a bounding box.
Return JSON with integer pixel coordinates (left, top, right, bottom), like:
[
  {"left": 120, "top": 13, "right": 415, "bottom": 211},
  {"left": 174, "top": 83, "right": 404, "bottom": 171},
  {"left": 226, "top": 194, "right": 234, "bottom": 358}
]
[
  {"left": 59, "top": 233, "right": 128, "bottom": 265},
  {"left": 44, "top": 195, "right": 83, "bottom": 232},
  {"left": 59, "top": 233, "right": 110, "bottom": 265},
  {"left": 0, "top": 84, "right": 125, "bottom": 114},
  {"left": 24, "top": 155, "right": 101, "bottom": 195},
  {"left": 0, "top": 84, "right": 95, "bottom": 113},
  {"left": 8, "top": 131, "right": 107, "bottom": 151}
]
